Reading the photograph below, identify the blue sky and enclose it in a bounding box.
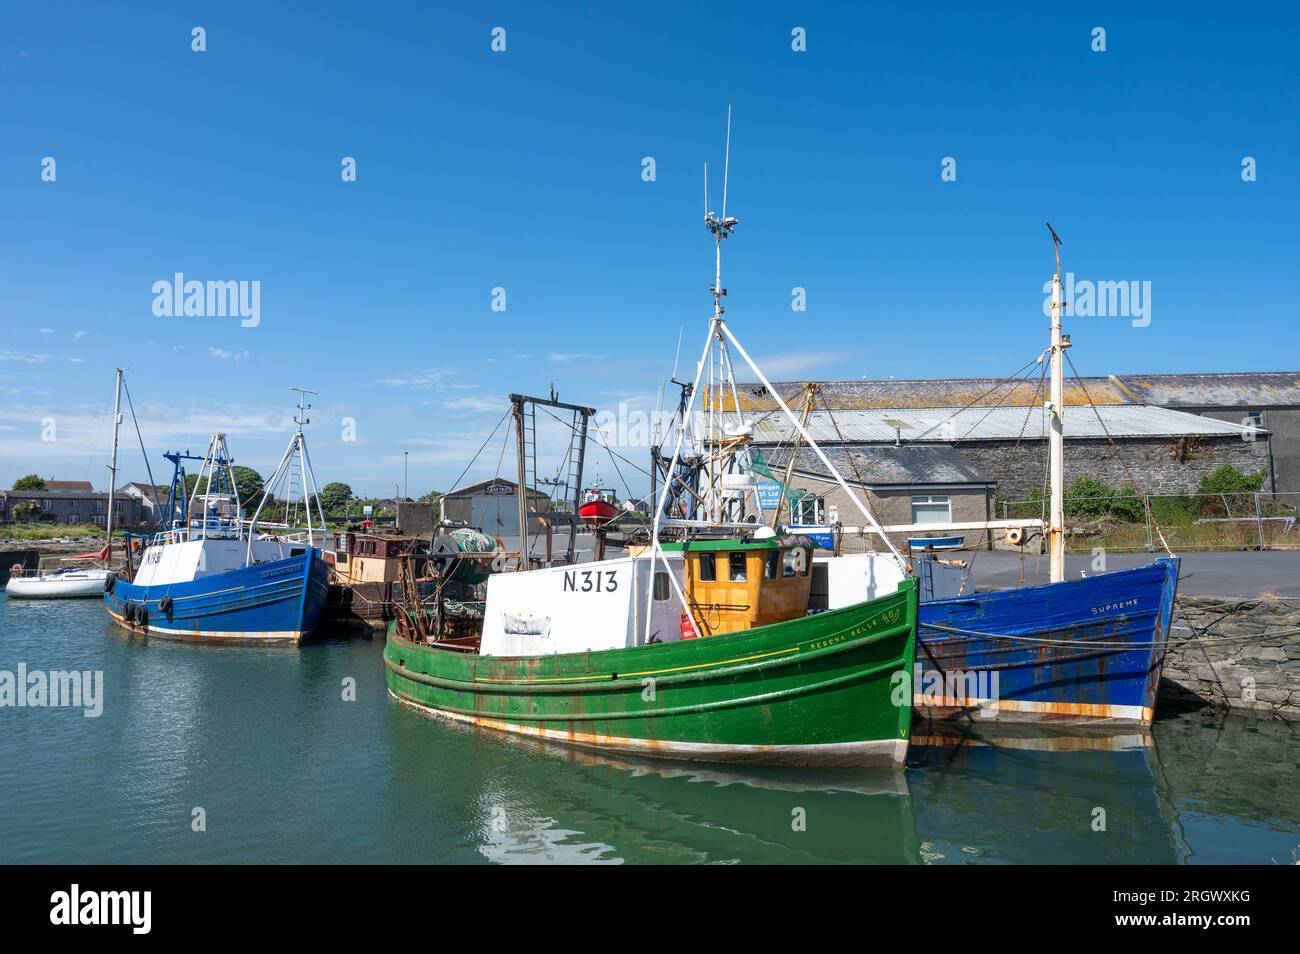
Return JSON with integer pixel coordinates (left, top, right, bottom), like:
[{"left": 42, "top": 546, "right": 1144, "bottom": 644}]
[{"left": 2, "top": 2, "right": 1296, "bottom": 498}]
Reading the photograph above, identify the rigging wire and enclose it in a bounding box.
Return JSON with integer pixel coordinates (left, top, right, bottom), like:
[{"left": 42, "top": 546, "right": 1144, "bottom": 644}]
[
  {"left": 1064, "top": 350, "right": 1175, "bottom": 558},
  {"left": 443, "top": 407, "right": 511, "bottom": 498},
  {"left": 120, "top": 376, "right": 160, "bottom": 519}
]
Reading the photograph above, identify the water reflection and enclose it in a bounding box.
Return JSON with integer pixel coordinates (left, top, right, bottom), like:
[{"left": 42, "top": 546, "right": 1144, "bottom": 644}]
[
  {"left": 469, "top": 734, "right": 919, "bottom": 864},
  {"left": 3, "top": 595, "right": 1297, "bottom": 864}
]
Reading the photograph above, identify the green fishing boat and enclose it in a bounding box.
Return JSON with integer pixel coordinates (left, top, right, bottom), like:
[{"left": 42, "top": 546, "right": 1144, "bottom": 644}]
[
  {"left": 384, "top": 538, "right": 917, "bottom": 767},
  {"left": 387, "top": 115, "right": 922, "bottom": 767}
]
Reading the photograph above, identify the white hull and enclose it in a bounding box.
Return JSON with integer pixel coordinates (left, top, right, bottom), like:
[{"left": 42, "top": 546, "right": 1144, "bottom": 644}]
[{"left": 5, "top": 569, "right": 110, "bottom": 599}]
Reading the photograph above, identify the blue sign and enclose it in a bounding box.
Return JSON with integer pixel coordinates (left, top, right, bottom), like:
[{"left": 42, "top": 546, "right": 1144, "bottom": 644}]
[{"left": 757, "top": 480, "right": 783, "bottom": 510}]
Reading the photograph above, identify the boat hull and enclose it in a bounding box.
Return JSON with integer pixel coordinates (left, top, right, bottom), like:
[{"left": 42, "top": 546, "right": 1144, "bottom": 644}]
[
  {"left": 579, "top": 500, "right": 617, "bottom": 523},
  {"left": 386, "top": 579, "right": 918, "bottom": 767},
  {"left": 6, "top": 569, "right": 110, "bottom": 599},
  {"left": 104, "top": 550, "right": 330, "bottom": 644},
  {"left": 915, "top": 558, "right": 1180, "bottom": 726}
]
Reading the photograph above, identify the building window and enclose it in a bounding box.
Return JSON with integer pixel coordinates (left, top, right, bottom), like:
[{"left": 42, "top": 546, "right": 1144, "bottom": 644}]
[
  {"left": 911, "top": 494, "right": 951, "bottom": 525},
  {"left": 697, "top": 552, "right": 716, "bottom": 582},
  {"left": 95, "top": 500, "right": 104, "bottom": 512},
  {"left": 41, "top": 499, "right": 52, "bottom": 512},
  {"left": 653, "top": 571, "right": 670, "bottom": 601},
  {"left": 794, "top": 493, "right": 824, "bottom": 524},
  {"left": 728, "top": 551, "right": 747, "bottom": 582},
  {"left": 69, "top": 499, "right": 78, "bottom": 510}
]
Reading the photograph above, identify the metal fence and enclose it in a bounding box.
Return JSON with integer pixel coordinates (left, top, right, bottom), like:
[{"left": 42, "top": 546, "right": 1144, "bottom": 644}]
[{"left": 1002, "top": 492, "right": 1300, "bottom": 552}]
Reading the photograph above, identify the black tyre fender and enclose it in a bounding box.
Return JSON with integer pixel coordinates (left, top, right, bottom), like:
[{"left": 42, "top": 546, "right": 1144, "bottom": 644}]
[
  {"left": 124, "top": 602, "right": 136, "bottom": 622},
  {"left": 103, "top": 574, "right": 116, "bottom": 594},
  {"left": 138, "top": 607, "right": 149, "bottom": 627},
  {"left": 159, "top": 595, "right": 173, "bottom": 615}
]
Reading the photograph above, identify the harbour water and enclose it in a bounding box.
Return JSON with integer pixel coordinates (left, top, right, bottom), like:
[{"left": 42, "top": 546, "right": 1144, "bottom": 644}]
[{"left": 1, "top": 595, "right": 1297, "bottom": 864}]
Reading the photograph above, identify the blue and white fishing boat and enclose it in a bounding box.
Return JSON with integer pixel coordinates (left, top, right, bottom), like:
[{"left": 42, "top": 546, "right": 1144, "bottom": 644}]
[{"left": 104, "top": 389, "right": 330, "bottom": 644}]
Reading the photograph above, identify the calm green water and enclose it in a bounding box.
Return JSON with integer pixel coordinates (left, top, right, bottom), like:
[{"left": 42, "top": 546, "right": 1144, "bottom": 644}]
[{"left": 1, "top": 594, "right": 1297, "bottom": 864}]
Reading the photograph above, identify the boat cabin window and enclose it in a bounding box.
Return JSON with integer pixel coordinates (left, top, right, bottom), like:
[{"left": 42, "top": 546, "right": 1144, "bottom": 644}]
[
  {"left": 782, "top": 547, "right": 808, "bottom": 578},
  {"left": 653, "top": 571, "right": 671, "bottom": 601},
  {"left": 697, "top": 552, "right": 716, "bottom": 582},
  {"left": 763, "top": 550, "right": 779, "bottom": 580},
  {"left": 728, "top": 551, "right": 747, "bottom": 582},
  {"left": 911, "top": 494, "right": 951, "bottom": 524}
]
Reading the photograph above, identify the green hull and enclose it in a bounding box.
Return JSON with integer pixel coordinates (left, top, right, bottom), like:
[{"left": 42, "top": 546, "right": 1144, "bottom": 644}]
[{"left": 384, "top": 579, "right": 917, "bottom": 767}]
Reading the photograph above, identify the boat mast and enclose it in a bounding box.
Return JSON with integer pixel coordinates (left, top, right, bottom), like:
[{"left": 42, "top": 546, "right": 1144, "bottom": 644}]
[
  {"left": 1047, "top": 223, "right": 1068, "bottom": 583},
  {"left": 640, "top": 110, "right": 909, "bottom": 644},
  {"left": 104, "top": 367, "right": 123, "bottom": 567}
]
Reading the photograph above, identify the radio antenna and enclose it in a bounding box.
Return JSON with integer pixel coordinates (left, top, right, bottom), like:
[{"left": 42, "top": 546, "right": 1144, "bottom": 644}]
[{"left": 721, "top": 104, "right": 732, "bottom": 220}]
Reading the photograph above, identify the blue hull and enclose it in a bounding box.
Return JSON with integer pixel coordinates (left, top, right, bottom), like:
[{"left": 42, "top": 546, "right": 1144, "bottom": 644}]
[
  {"left": 916, "top": 558, "right": 1180, "bottom": 725},
  {"left": 105, "top": 550, "right": 330, "bottom": 644}
]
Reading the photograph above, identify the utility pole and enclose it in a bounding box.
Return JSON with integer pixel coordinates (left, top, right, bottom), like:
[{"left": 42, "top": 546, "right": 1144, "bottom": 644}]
[{"left": 403, "top": 451, "right": 409, "bottom": 500}]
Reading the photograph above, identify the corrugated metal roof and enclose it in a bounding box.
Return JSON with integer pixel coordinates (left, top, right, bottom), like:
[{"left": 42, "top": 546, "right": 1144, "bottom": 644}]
[
  {"left": 714, "top": 371, "right": 1300, "bottom": 411},
  {"left": 699, "top": 405, "right": 1265, "bottom": 443},
  {"left": 759, "top": 444, "right": 992, "bottom": 486}
]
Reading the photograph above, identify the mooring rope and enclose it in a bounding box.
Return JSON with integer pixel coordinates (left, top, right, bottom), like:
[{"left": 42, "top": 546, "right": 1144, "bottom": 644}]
[{"left": 921, "top": 620, "right": 1300, "bottom": 650}]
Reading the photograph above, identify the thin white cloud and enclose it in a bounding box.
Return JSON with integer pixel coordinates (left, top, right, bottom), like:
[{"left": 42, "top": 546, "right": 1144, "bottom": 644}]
[
  {"left": 0, "top": 350, "right": 52, "bottom": 364},
  {"left": 443, "top": 395, "right": 502, "bottom": 413},
  {"left": 372, "top": 368, "right": 455, "bottom": 389},
  {"left": 737, "top": 350, "right": 845, "bottom": 379},
  {"left": 546, "top": 351, "right": 607, "bottom": 363},
  {"left": 73, "top": 330, "right": 89, "bottom": 341},
  {"left": 39, "top": 328, "right": 54, "bottom": 336}
]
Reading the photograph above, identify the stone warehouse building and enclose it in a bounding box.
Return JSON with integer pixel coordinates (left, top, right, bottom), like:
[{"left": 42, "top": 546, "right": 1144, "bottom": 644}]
[{"left": 706, "top": 372, "right": 1289, "bottom": 527}]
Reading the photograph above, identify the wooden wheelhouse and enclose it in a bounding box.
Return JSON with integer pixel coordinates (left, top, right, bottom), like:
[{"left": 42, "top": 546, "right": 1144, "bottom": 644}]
[{"left": 667, "top": 536, "right": 816, "bottom": 636}]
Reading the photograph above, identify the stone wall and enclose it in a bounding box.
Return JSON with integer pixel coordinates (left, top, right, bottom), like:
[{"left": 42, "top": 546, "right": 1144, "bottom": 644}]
[
  {"left": 1161, "top": 595, "right": 1300, "bottom": 719},
  {"left": 957, "top": 434, "right": 1271, "bottom": 503}
]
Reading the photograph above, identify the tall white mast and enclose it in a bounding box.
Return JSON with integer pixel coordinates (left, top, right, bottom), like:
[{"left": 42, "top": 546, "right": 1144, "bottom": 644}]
[
  {"left": 104, "top": 367, "right": 123, "bottom": 567},
  {"left": 640, "top": 110, "right": 907, "bottom": 645},
  {"left": 1047, "top": 224, "right": 1067, "bottom": 584}
]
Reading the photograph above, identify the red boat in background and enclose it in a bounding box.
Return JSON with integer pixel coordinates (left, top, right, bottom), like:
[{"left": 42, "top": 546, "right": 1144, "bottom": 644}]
[{"left": 578, "top": 485, "right": 618, "bottom": 524}]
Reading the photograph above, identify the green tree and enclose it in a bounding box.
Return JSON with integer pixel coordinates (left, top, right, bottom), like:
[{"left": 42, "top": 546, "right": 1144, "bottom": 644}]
[
  {"left": 230, "top": 466, "right": 265, "bottom": 506},
  {"left": 318, "top": 482, "right": 353, "bottom": 514},
  {"left": 12, "top": 500, "right": 43, "bottom": 520},
  {"left": 1196, "top": 463, "right": 1267, "bottom": 518},
  {"left": 11, "top": 474, "right": 47, "bottom": 491},
  {"left": 418, "top": 489, "right": 442, "bottom": 505}
]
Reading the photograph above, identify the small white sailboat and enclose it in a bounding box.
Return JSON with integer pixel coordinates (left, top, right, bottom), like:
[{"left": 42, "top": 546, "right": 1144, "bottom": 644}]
[
  {"left": 5, "top": 565, "right": 112, "bottom": 599},
  {"left": 4, "top": 368, "right": 125, "bottom": 601}
]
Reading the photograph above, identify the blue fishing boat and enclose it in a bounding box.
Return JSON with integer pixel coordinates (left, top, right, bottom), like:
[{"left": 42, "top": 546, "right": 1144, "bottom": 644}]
[
  {"left": 798, "top": 227, "right": 1185, "bottom": 726},
  {"left": 105, "top": 390, "right": 330, "bottom": 644},
  {"left": 915, "top": 558, "right": 1180, "bottom": 724}
]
